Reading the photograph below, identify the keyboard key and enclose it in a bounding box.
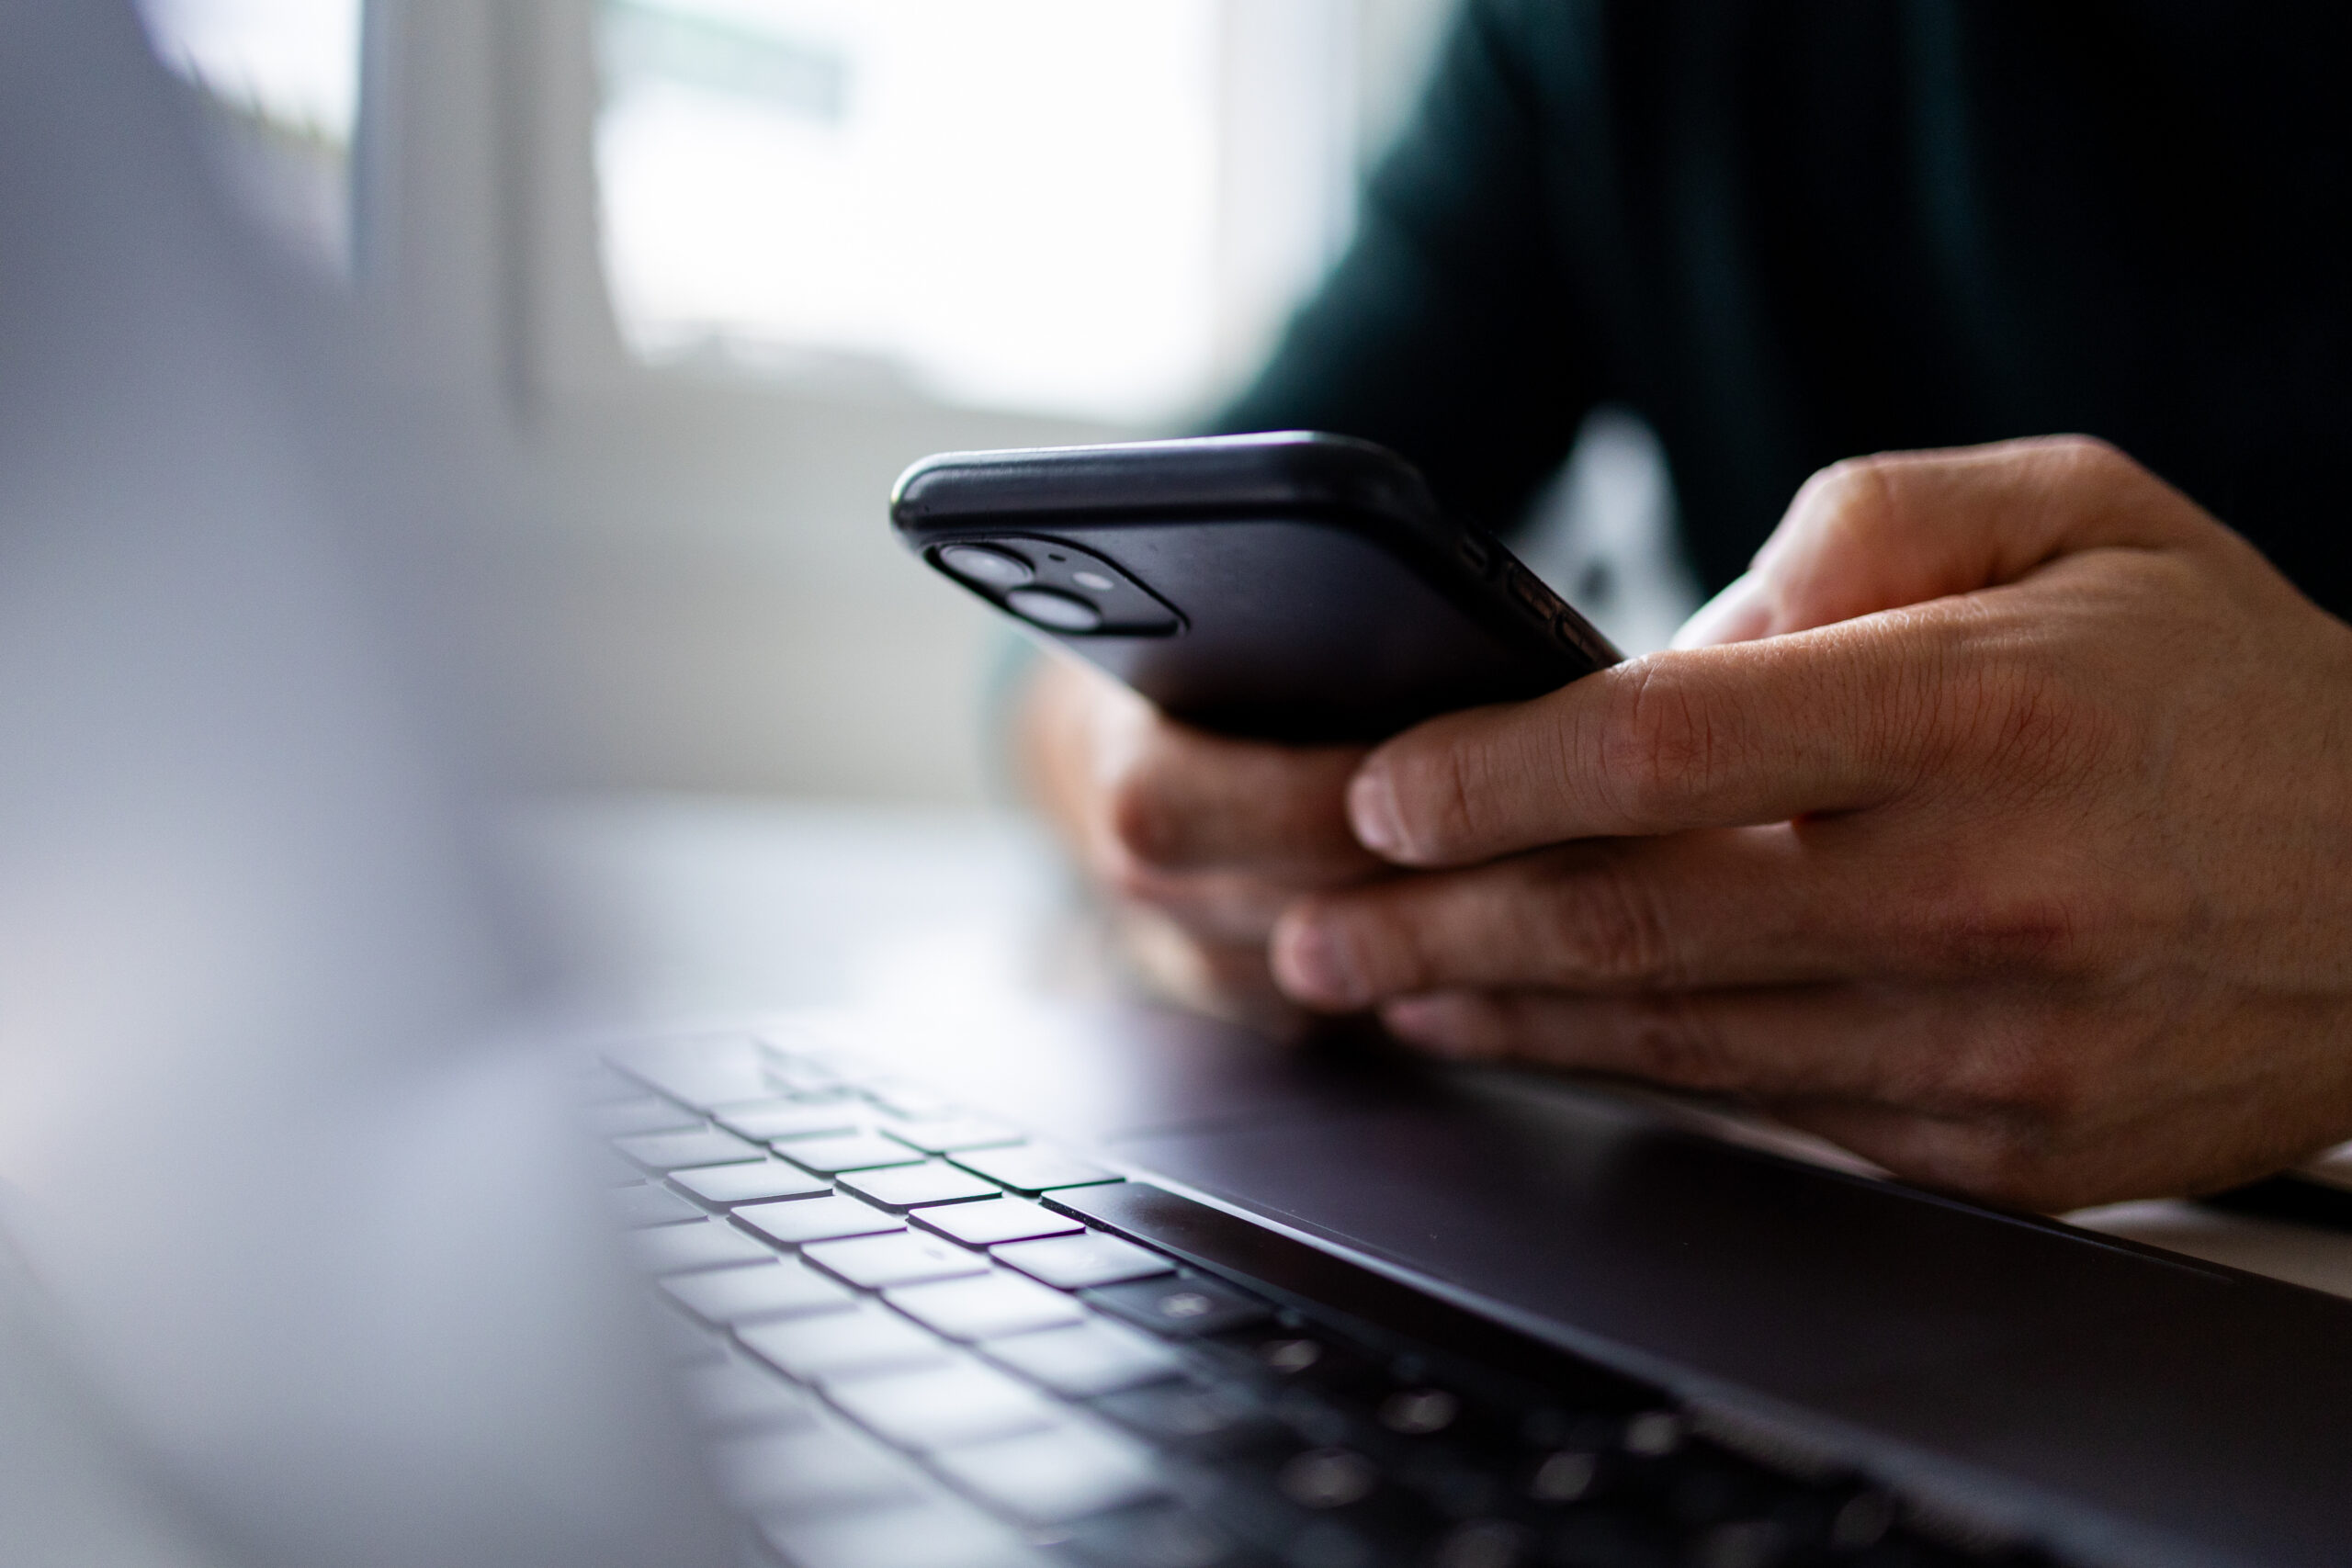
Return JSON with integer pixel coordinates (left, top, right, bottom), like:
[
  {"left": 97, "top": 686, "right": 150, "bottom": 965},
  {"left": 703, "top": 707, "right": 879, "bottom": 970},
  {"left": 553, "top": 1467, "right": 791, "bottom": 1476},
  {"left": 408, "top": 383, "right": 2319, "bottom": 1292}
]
[
  {"left": 883, "top": 1117, "right": 1025, "bottom": 1155},
  {"left": 583, "top": 1097, "right": 701, "bottom": 1137},
  {"left": 863, "top": 1078, "right": 963, "bottom": 1120},
  {"left": 1086, "top": 1276, "right": 1272, "bottom": 1337},
  {"left": 783, "top": 1133, "right": 930, "bottom": 1175},
  {"left": 980, "top": 1319, "right": 1185, "bottom": 1398},
  {"left": 741, "top": 1306, "right": 953, "bottom": 1382},
  {"left": 913, "top": 1198, "right": 1084, "bottom": 1249},
  {"left": 672, "top": 1159, "right": 831, "bottom": 1207},
  {"left": 1060, "top": 1503, "right": 1250, "bottom": 1568},
  {"left": 762, "top": 1497, "right": 1051, "bottom": 1568},
  {"left": 616, "top": 1043, "right": 775, "bottom": 1110},
  {"left": 829, "top": 1360, "right": 1059, "bottom": 1451},
  {"left": 804, "top": 1231, "right": 991, "bottom": 1290},
  {"left": 953, "top": 1146, "right": 1120, "bottom": 1195},
  {"left": 735, "top": 1195, "right": 903, "bottom": 1247},
  {"left": 841, "top": 1161, "right": 1002, "bottom": 1211},
  {"left": 886, "top": 1273, "right": 1087, "bottom": 1342},
  {"left": 662, "top": 1260, "right": 856, "bottom": 1325},
  {"left": 1377, "top": 1387, "right": 1461, "bottom": 1437},
  {"left": 1429, "top": 1520, "right": 1531, "bottom": 1568},
  {"left": 715, "top": 1100, "right": 865, "bottom": 1142},
  {"left": 1092, "top": 1382, "right": 1284, "bottom": 1452},
  {"left": 631, "top": 1218, "right": 775, "bottom": 1275},
  {"left": 931, "top": 1420, "right": 1166, "bottom": 1524},
  {"left": 716, "top": 1423, "right": 923, "bottom": 1515},
  {"left": 1276, "top": 1447, "right": 1381, "bottom": 1509},
  {"left": 610, "top": 1182, "right": 702, "bottom": 1228},
  {"left": 994, "top": 1232, "right": 1174, "bottom": 1291},
  {"left": 764, "top": 1065, "right": 851, "bottom": 1100},
  {"left": 1205, "top": 1449, "right": 1440, "bottom": 1551},
  {"left": 681, "top": 1359, "right": 823, "bottom": 1433},
  {"left": 613, "top": 1127, "right": 763, "bottom": 1172}
]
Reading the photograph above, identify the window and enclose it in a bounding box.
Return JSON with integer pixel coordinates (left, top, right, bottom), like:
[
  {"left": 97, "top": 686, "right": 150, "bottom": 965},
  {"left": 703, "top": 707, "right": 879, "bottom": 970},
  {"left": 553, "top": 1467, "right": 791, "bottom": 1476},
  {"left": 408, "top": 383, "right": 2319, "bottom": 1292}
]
[
  {"left": 595, "top": 0, "right": 1355, "bottom": 424},
  {"left": 137, "top": 0, "right": 366, "bottom": 272}
]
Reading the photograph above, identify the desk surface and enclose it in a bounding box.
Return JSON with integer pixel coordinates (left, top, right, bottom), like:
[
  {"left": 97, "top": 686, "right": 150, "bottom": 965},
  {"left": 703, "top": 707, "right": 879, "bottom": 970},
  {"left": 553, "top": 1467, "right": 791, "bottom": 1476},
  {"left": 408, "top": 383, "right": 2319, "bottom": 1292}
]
[{"left": 521, "top": 793, "right": 2352, "bottom": 1303}]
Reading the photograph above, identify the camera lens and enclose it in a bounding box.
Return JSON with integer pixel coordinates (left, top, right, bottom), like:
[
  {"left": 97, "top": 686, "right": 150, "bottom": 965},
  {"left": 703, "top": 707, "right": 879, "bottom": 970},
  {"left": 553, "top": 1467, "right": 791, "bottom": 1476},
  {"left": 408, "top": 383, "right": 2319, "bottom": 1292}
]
[
  {"left": 1006, "top": 587, "right": 1102, "bottom": 632},
  {"left": 938, "top": 544, "right": 1032, "bottom": 587}
]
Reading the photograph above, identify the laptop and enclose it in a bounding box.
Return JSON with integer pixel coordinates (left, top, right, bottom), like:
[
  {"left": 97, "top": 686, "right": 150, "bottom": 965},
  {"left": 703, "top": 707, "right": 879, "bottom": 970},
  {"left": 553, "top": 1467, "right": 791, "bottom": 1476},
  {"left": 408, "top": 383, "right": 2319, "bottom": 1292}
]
[{"left": 4, "top": 7, "right": 2348, "bottom": 1568}]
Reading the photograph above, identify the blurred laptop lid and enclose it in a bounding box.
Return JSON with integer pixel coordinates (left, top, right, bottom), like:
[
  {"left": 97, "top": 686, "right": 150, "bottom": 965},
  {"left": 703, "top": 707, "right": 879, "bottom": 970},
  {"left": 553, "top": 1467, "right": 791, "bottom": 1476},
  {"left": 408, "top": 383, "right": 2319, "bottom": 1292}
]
[{"left": 0, "top": 6, "right": 723, "bottom": 1566}]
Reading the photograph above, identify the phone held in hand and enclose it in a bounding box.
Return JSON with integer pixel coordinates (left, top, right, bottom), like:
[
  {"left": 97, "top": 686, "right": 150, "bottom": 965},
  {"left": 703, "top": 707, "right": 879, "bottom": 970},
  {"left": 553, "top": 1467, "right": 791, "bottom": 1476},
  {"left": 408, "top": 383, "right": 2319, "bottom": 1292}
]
[{"left": 891, "top": 432, "right": 1620, "bottom": 742}]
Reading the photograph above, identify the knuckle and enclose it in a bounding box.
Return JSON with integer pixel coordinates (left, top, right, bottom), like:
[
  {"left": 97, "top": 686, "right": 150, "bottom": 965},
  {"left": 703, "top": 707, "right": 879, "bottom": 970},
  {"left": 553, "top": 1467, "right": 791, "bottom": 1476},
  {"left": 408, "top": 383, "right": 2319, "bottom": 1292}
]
[
  {"left": 1623, "top": 995, "right": 1743, "bottom": 1091},
  {"left": 1804, "top": 454, "right": 1906, "bottom": 537},
  {"left": 1926, "top": 623, "right": 2111, "bottom": 792},
  {"left": 1540, "top": 853, "right": 1679, "bottom": 986},
  {"left": 1803, "top": 454, "right": 1892, "bottom": 514},
  {"left": 2042, "top": 432, "right": 2130, "bottom": 479},
  {"left": 1597, "top": 660, "right": 1723, "bottom": 826},
  {"left": 1938, "top": 1014, "right": 2097, "bottom": 1130},
  {"left": 1385, "top": 738, "right": 1485, "bottom": 859},
  {"left": 1341, "top": 899, "right": 1426, "bottom": 994},
  {"left": 1911, "top": 865, "right": 2102, "bottom": 978},
  {"left": 1982, "top": 1051, "right": 2095, "bottom": 1129}
]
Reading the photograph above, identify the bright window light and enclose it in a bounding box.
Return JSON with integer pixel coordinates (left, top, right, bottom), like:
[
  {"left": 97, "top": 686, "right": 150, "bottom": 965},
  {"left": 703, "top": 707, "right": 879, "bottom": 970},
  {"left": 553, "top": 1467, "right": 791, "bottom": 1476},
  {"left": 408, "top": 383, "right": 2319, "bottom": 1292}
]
[
  {"left": 138, "top": 0, "right": 363, "bottom": 141},
  {"left": 137, "top": 0, "right": 365, "bottom": 270},
  {"left": 596, "top": 0, "right": 1230, "bottom": 423}
]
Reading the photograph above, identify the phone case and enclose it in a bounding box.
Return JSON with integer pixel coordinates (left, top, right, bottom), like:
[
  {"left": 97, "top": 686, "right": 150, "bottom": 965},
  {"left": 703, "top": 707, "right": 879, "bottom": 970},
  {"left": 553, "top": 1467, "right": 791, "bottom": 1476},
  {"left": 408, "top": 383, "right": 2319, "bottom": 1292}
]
[{"left": 891, "top": 432, "right": 1619, "bottom": 740}]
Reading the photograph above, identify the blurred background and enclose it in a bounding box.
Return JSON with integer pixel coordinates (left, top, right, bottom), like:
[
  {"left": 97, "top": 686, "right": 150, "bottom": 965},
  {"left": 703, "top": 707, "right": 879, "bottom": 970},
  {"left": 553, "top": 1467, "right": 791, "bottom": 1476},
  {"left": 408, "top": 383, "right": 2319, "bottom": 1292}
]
[{"left": 139, "top": 0, "right": 1690, "bottom": 812}]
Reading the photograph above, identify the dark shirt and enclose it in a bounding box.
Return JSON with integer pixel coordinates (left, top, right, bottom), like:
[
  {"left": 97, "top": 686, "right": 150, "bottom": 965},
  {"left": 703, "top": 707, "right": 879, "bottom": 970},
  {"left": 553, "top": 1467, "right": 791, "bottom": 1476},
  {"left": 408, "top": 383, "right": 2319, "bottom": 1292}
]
[{"left": 1216, "top": 2, "right": 2352, "bottom": 614}]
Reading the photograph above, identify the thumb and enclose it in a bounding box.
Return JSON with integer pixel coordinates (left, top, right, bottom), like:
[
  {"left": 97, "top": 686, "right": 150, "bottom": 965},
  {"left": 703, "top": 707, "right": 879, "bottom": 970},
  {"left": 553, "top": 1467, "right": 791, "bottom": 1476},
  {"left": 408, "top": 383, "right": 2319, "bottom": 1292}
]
[{"left": 1679, "top": 434, "right": 2210, "bottom": 646}]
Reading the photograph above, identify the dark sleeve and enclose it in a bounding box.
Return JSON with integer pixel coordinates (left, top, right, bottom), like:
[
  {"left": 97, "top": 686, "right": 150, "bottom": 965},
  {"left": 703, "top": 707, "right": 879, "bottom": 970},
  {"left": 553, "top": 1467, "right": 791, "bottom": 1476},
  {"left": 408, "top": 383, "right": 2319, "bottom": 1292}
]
[{"left": 1210, "top": 0, "right": 1603, "bottom": 537}]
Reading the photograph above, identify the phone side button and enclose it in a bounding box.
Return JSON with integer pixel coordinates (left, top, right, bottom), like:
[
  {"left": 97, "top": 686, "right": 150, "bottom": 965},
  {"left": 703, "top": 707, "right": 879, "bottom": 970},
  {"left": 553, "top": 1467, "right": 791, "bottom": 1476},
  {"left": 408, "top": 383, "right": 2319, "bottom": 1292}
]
[{"left": 1507, "top": 565, "right": 1564, "bottom": 623}]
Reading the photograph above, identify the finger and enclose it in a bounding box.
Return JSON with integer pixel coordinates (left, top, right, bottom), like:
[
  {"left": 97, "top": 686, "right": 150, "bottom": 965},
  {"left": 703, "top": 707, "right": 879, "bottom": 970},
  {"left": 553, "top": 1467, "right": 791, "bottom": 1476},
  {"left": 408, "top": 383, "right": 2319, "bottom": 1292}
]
[
  {"left": 1348, "top": 619, "right": 1946, "bottom": 867},
  {"left": 1122, "top": 863, "right": 1384, "bottom": 945},
  {"left": 1355, "top": 437, "right": 2242, "bottom": 867},
  {"left": 1101, "top": 705, "right": 1380, "bottom": 878},
  {"left": 1112, "top": 907, "right": 1317, "bottom": 1043},
  {"left": 1670, "top": 570, "right": 1770, "bottom": 649},
  {"left": 1270, "top": 826, "right": 1918, "bottom": 1009},
  {"left": 1692, "top": 436, "right": 2217, "bottom": 644},
  {"left": 1760, "top": 1099, "right": 2056, "bottom": 1206},
  {"left": 1375, "top": 989, "right": 2057, "bottom": 1199},
  {"left": 1373, "top": 983, "right": 2007, "bottom": 1110}
]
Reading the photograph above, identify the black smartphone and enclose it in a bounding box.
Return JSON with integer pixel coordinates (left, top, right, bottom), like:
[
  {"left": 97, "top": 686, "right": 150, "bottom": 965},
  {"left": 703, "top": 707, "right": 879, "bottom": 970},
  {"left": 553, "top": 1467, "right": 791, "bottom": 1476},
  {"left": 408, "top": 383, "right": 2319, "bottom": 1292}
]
[{"left": 890, "top": 431, "right": 1620, "bottom": 742}]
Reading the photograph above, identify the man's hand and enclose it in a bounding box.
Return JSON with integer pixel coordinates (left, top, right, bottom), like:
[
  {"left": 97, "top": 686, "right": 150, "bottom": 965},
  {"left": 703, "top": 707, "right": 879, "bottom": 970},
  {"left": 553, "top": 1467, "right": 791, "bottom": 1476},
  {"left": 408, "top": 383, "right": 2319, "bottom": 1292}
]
[
  {"left": 1017, "top": 655, "right": 1385, "bottom": 1036},
  {"left": 1269, "top": 437, "right": 2352, "bottom": 1209}
]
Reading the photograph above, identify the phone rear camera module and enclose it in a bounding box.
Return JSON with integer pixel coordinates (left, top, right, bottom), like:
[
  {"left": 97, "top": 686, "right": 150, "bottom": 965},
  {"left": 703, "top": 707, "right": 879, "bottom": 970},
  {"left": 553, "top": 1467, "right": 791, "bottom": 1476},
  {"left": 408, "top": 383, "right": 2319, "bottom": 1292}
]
[
  {"left": 937, "top": 543, "right": 1033, "bottom": 587},
  {"left": 1006, "top": 587, "right": 1102, "bottom": 632},
  {"left": 922, "top": 535, "right": 1179, "bottom": 637}
]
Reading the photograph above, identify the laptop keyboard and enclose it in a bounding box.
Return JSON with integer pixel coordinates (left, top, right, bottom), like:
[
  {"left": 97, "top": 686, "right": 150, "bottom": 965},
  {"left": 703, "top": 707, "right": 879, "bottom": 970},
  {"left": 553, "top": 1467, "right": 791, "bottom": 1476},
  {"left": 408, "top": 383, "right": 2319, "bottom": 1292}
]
[{"left": 599, "top": 1033, "right": 2047, "bottom": 1568}]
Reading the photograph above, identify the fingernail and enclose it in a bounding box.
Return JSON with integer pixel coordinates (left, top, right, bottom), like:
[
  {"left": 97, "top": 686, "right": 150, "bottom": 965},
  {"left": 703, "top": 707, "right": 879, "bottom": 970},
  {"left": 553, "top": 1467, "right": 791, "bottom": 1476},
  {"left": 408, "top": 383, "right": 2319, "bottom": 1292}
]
[
  {"left": 1272, "top": 916, "right": 1363, "bottom": 1007},
  {"left": 1380, "top": 996, "right": 1453, "bottom": 1047},
  {"left": 1347, "top": 768, "right": 1405, "bottom": 857},
  {"left": 1670, "top": 570, "right": 1769, "bottom": 649},
  {"left": 1382, "top": 997, "right": 1487, "bottom": 1060}
]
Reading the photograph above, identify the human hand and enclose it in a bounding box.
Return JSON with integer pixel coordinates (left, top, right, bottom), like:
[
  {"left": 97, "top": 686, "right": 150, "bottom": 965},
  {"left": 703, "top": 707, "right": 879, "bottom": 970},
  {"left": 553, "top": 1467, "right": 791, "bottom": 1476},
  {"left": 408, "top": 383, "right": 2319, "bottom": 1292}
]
[
  {"left": 1016, "top": 654, "right": 1386, "bottom": 1036},
  {"left": 1268, "top": 436, "right": 2352, "bottom": 1209}
]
